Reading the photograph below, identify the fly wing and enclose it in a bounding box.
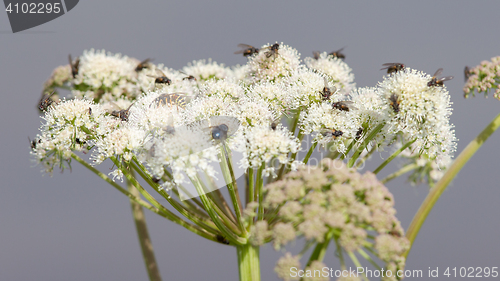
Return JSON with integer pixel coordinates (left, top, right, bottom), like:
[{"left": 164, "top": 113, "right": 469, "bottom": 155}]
[
  {"left": 380, "top": 62, "right": 398, "bottom": 70},
  {"left": 438, "top": 76, "right": 454, "bottom": 82},
  {"left": 323, "top": 77, "right": 329, "bottom": 88},
  {"left": 433, "top": 68, "right": 443, "bottom": 78},
  {"left": 237, "top": 43, "right": 254, "bottom": 49},
  {"left": 333, "top": 47, "right": 345, "bottom": 53},
  {"left": 155, "top": 68, "right": 166, "bottom": 77},
  {"left": 234, "top": 44, "right": 254, "bottom": 54},
  {"left": 340, "top": 101, "right": 358, "bottom": 110},
  {"left": 140, "top": 58, "right": 152, "bottom": 65},
  {"left": 209, "top": 116, "right": 240, "bottom": 137}
]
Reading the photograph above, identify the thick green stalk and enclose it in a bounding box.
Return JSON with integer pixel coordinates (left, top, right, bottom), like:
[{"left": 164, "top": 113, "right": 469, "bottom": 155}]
[
  {"left": 237, "top": 244, "right": 261, "bottom": 281},
  {"left": 127, "top": 176, "right": 162, "bottom": 281},
  {"left": 405, "top": 112, "right": 500, "bottom": 258},
  {"left": 373, "top": 139, "right": 416, "bottom": 174}
]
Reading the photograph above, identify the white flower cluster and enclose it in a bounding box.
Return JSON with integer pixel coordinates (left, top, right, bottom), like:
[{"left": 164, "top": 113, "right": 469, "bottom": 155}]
[
  {"left": 182, "top": 59, "right": 231, "bottom": 81},
  {"left": 378, "top": 68, "right": 457, "bottom": 164},
  {"left": 72, "top": 49, "right": 142, "bottom": 101},
  {"left": 33, "top": 44, "right": 456, "bottom": 187},
  {"left": 237, "top": 125, "right": 300, "bottom": 176},
  {"left": 246, "top": 43, "right": 301, "bottom": 83},
  {"left": 304, "top": 51, "right": 356, "bottom": 95},
  {"left": 31, "top": 99, "right": 115, "bottom": 173},
  {"left": 300, "top": 101, "right": 360, "bottom": 152}
]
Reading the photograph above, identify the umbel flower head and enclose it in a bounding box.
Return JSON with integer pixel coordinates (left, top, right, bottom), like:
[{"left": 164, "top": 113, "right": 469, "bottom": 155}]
[
  {"left": 304, "top": 51, "right": 356, "bottom": 95},
  {"left": 377, "top": 68, "right": 457, "bottom": 172},
  {"left": 249, "top": 159, "right": 409, "bottom": 281},
  {"left": 31, "top": 98, "right": 119, "bottom": 173},
  {"left": 32, "top": 43, "right": 462, "bottom": 281},
  {"left": 464, "top": 56, "right": 500, "bottom": 100},
  {"left": 71, "top": 49, "right": 145, "bottom": 102},
  {"left": 246, "top": 43, "right": 301, "bottom": 83}
]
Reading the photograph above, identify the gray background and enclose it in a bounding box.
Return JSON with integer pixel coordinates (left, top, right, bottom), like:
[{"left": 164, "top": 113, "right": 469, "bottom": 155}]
[{"left": 1, "top": 1, "right": 500, "bottom": 280}]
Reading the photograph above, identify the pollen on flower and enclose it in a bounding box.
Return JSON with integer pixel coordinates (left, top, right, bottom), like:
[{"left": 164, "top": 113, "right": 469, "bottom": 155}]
[
  {"left": 300, "top": 101, "right": 360, "bottom": 152},
  {"left": 71, "top": 49, "right": 144, "bottom": 102},
  {"left": 377, "top": 68, "right": 457, "bottom": 168},
  {"left": 237, "top": 125, "right": 300, "bottom": 176},
  {"left": 246, "top": 43, "right": 301, "bottom": 83},
  {"left": 304, "top": 51, "right": 356, "bottom": 95},
  {"left": 182, "top": 59, "right": 231, "bottom": 81},
  {"left": 109, "top": 169, "right": 124, "bottom": 182}
]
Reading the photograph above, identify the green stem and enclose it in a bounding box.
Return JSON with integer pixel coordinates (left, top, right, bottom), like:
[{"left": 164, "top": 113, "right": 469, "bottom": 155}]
[
  {"left": 219, "top": 144, "right": 246, "bottom": 235},
  {"left": 381, "top": 163, "right": 419, "bottom": 184},
  {"left": 340, "top": 138, "right": 357, "bottom": 161},
  {"left": 339, "top": 122, "right": 367, "bottom": 160},
  {"left": 113, "top": 158, "right": 218, "bottom": 242},
  {"left": 129, "top": 160, "right": 219, "bottom": 234},
  {"left": 237, "top": 244, "right": 261, "bottom": 281},
  {"left": 71, "top": 153, "right": 158, "bottom": 216},
  {"left": 303, "top": 142, "right": 318, "bottom": 164},
  {"left": 276, "top": 111, "right": 302, "bottom": 180},
  {"left": 305, "top": 230, "right": 335, "bottom": 267},
  {"left": 194, "top": 176, "right": 241, "bottom": 235},
  {"left": 289, "top": 110, "right": 301, "bottom": 137},
  {"left": 127, "top": 176, "right": 162, "bottom": 281},
  {"left": 248, "top": 168, "right": 255, "bottom": 205},
  {"left": 190, "top": 174, "right": 247, "bottom": 245},
  {"left": 357, "top": 248, "right": 381, "bottom": 270},
  {"left": 163, "top": 168, "right": 206, "bottom": 211},
  {"left": 404, "top": 112, "right": 500, "bottom": 258},
  {"left": 348, "top": 123, "right": 385, "bottom": 168},
  {"left": 333, "top": 237, "right": 346, "bottom": 269},
  {"left": 71, "top": 153, "right": 218, "bottom": 242},
  {"left": 256, "top": 164, "right": 265, "bottom": 221},
  {"left": 373, "top": 139, "right": 416, "bottom": 174},
  {"left": 355, "top": 144, "right": 377, "bottom": 168},
  {"left": 347, "top": 252, "right": 368, "bottom": 281}
]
